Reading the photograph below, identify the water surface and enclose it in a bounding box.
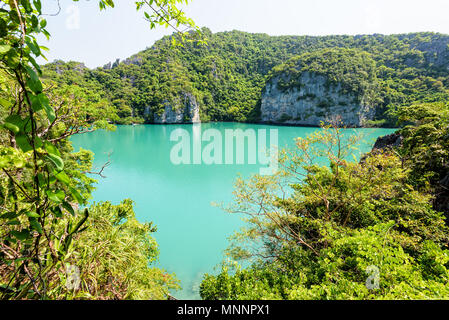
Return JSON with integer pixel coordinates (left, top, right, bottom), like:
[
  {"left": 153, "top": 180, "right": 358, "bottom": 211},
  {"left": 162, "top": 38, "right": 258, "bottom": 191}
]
[{"left": 71, "top": 123, "right": 395, "bottom": 299}]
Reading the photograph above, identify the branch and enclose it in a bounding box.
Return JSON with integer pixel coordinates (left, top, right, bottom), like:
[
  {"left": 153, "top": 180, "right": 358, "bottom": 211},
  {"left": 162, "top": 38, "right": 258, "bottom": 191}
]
[
  {"left": 2, "top": 169, "right": 34, "bottom": 202},
  {"left": 82, "top": 152, "right": 112, "bottom": 178}
]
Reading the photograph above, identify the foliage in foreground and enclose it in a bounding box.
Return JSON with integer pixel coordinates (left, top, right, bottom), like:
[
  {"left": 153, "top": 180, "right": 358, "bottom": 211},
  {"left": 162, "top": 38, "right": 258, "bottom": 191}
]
[
  {"left": 0, "top": 0, "right": 197, "bottom": 300},
  {"left": 62, "top": 200, "right": 179, "bottom": 300},
  {"left": 200, "top": 110, "right": 449, "bottom": 300}
]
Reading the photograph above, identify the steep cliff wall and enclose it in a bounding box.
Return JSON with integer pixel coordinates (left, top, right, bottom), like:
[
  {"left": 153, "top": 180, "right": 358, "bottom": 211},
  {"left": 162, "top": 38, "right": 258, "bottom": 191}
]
[
  {"left": 153, "top": 92, "right": 201, "bottom": 124},
  {"left": 260, "top": 48, "right": 379, "bottom": 127},
  {"left": 261, "top": 72, "right": 374, "bottom": 127}
]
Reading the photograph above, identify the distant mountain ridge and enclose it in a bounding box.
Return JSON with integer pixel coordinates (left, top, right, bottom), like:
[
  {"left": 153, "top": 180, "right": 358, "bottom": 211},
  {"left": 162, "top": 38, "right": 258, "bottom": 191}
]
[{"left": 42, "top": 28, "right": 449, "bottom": 127}]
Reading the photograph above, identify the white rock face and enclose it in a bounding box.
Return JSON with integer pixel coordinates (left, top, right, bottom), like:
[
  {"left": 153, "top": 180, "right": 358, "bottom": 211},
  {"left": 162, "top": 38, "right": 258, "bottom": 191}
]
[
  {"left": 154, "top": 92, "right": 201, "bottom": 124},
  {"left": 261, "top": 72, "right": 373, "bottom": 127}
]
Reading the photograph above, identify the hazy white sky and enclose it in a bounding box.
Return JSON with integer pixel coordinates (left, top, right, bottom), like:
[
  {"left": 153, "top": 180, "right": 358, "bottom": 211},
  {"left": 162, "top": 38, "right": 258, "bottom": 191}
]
[{"left": 40, "top": 0, "right": 449, "bottom": 68}]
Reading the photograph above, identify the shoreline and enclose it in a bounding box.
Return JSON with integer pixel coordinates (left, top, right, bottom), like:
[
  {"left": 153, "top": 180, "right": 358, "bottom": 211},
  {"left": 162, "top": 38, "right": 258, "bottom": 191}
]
[{"left": 117, "top": 121, "right": 400, "bottom": 130}]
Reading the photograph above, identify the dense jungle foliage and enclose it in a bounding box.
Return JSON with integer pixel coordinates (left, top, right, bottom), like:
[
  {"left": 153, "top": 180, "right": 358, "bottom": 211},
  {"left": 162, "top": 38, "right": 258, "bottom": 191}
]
[{"left": 42, "top": 29, "right": 449, "bottom": 126}]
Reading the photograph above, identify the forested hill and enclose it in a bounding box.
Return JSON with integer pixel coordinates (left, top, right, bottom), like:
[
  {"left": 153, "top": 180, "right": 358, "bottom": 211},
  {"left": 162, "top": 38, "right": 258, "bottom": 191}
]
[{"left": 42, "top": 29, "right": 449, "bottom": 126}]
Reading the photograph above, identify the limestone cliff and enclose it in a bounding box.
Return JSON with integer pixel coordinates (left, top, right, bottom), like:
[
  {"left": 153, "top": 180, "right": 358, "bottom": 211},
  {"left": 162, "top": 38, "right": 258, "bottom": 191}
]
[
  {"left": 153, "top": 92, "right": 201, "bottom": 124},
  {"left": 261, "top": 72, "right": 374, "bottom": 127},
  {"left": 260, "top": 48, "right": 379, "bottom": 127}
]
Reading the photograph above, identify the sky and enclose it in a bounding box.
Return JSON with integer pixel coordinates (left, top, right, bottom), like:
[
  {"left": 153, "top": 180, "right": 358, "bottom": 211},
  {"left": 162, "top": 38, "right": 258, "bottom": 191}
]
[{"left": 39, "top": 0, "right": 449, "bottom": 68}]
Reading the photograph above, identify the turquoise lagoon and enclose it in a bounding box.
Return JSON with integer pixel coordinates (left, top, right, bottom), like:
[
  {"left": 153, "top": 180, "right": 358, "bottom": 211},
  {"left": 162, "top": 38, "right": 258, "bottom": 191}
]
[{"left": 71, "top": 123, "right": 395, "bottom": 299}]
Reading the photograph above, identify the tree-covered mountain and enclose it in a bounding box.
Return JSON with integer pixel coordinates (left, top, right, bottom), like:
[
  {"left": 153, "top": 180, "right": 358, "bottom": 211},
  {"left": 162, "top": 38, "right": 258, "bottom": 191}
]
[{"left": 42, "top": 29, "right": 449, "bottom": 126}]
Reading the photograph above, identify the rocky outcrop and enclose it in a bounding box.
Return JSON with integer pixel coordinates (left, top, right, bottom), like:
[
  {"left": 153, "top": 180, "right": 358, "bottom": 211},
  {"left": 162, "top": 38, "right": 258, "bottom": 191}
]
[
  {"left": 372, "top": 133, "right": 403, "bottom": 151},
  {"left": 362, "top": 132, "right": 401, "bottom": 161},
  {"left": 260, "top": 72, "right": 374, "bottom": 127},
  {"left": 52, "top": 60, "right": 87, "bottom": 75},
  {"left": 153, "top": 92, "right": 200, "bottom": 124},
  {"left": 360, "top": 132, "right": 402, "bottom": 166}
]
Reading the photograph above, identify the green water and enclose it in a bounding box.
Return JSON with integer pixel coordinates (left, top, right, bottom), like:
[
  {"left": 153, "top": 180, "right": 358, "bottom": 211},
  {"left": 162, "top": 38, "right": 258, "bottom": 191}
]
[{"left": 71, "top": 123, "right": 395, "bottom": 300}]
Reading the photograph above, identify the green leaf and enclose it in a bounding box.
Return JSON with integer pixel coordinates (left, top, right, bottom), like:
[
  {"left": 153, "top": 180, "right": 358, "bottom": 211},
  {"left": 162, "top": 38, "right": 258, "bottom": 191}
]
[
  {"left": 15, "top": 134, "right": 33, "bottom": 152},
  {"left": 3, "top": 122, "right": 20, "bottom": 134},
  {"left": 44, "top": 141, "right": 61, "bottom": 157},
  {"left": 36, "top": 173, "right": 47, "bottom": 188},
  {"left": 25, "top": 38, "right": 40, "bottom": 57},
  {"left": 46, "top": 154, "right": 64, "bottom": 171},
  {"left": 33, "top": 0, "right": 42, "bottom": 13},
  {"left": 55, "top": 170, "right": 71, "bottom": 185},
  {"left": 46, "top": 189, "right": 65, "bottom": 203},
  {"left": 34, "top": 136, "right": 43, "bottom": 149},
  {"left": 28, "top": 55, "right": 42, "bottom": 75},
  {"left": 25, "top": 211, "right": 41, "bottom": 218},
  {"left": 69, "top": 187, "right": 84, "bottom": 205},
  {"left": 29, "top": 218, "right": 43, "bottom": 234},
  {"left": 62, "top": 201, "right": 75, "bottom": 216},
  {"left": 0, "top": 211, "right": 19, "bottom": 220},
  {"left": 11, "top": 230, "right": 31, "bottom": 241},
  {"left": 21, "top": 0, "right": 33, "bottom": 13},
  {"left": 25, "top": 66, "right": 43, "bottom": 94},
  {"left": 0, "top": 44, "right": 11, "bottom": 54},
  {"left": 31, "top": 15, "right": 39, "bottom": 29},
  {"left": 39, "top": 94, "right": 55, "bottom": 122},
  {"left": 3, "top": 115, "right": 30, "bottom": 133}
]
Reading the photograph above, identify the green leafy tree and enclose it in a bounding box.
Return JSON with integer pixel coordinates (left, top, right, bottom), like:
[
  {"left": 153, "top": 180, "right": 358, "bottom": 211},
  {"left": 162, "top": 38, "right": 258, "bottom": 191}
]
[
  {"left": 397, "top": 102, "right": 449, "bottom": 215},
  {"left": 200, "top": 124, "right": 449, "bottom": 300}
]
